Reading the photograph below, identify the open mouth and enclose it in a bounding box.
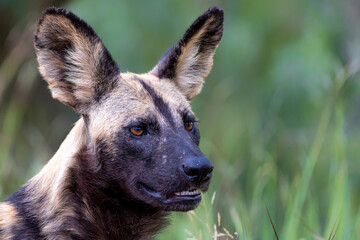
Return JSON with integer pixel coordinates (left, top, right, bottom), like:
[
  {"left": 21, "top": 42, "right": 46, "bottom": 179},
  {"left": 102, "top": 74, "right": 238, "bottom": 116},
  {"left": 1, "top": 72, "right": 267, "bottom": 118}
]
[
  {"left": 168, "top": 189, "right": 202, "bottom": 203},
  {"left": 138, "top": 182, "right": 202, "bottom": 204},
  {"left": 174, "top": 189, "right": 201, "bottom": 196}
]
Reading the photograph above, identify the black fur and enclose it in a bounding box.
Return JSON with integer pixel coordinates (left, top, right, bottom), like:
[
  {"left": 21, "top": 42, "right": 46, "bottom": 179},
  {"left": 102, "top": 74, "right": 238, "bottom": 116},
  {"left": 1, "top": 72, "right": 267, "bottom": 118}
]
[
  {"left": 6, "top": 186, "right": 43, "bottom": 239},
  {"left": 105, "top": 106, "right": 207, "bottom": 211},
  {"left": 65, "top": 146, "right": 169, "bottom": 239},
  {"left": 93, "top": 48, "right": 120, "bottom": 102}
]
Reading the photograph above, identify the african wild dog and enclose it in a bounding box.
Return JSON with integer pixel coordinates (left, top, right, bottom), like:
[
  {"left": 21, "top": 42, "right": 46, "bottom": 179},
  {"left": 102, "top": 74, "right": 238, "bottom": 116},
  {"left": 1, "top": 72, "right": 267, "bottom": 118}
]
[{"left": 0, "top": 6, "right": 223, "bottom": 239}]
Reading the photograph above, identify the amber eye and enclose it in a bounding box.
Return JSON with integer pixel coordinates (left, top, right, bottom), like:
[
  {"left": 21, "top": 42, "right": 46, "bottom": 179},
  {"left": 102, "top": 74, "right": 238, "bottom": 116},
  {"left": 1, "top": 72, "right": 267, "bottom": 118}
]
[
  {"left": 185, "top": 121, "right": 194, "bottom": 131},
  {"left": 130, "top": 127, "right": 145, "bottom": 136}
]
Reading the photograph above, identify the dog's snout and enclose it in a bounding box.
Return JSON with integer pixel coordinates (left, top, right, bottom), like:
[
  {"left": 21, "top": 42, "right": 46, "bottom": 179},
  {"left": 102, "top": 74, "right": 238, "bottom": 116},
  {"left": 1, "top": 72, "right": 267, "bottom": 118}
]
[{"left": 182, "top": 156, "right": 214, "bottom": 182}]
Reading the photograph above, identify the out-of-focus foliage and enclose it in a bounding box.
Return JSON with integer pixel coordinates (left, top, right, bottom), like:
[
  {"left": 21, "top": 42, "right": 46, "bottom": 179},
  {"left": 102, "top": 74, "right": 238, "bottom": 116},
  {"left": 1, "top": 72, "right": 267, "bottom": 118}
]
[{"left": 1, "top": 0, "right": 360, "bottom": 239}]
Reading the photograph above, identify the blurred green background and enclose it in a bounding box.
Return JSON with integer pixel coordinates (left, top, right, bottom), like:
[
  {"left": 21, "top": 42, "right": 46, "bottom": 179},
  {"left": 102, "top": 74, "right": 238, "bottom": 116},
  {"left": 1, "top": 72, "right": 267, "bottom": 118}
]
[{"left": 1, "top": 0, "right": 360, "bottom": 239}]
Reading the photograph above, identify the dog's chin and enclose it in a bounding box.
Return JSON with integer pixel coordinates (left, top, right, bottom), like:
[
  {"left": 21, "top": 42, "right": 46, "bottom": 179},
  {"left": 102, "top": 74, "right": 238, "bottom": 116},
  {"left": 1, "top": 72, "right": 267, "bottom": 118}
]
[
  {"left": 136, "top": 182, "right": 205, "bottom": 212},
  {"left": 162, "top": 198, "right": 201, "bottom": 212}
]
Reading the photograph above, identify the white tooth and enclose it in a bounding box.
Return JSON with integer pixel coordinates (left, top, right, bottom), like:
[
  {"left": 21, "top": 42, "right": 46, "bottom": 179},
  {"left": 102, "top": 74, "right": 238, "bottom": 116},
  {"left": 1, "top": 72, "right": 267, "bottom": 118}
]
[{"left": 174, "top": 190, "right": 202, "bottom": 196}]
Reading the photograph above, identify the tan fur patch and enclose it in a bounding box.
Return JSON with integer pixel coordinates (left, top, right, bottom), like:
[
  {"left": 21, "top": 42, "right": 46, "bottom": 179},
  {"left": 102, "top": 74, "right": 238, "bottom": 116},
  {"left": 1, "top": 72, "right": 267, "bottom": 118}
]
[
  {"left": 0, "top": 203, "right": 18, "bottom": 239},
  {"left": 26, "top": 119, "right": 88, "bottom": 237}
]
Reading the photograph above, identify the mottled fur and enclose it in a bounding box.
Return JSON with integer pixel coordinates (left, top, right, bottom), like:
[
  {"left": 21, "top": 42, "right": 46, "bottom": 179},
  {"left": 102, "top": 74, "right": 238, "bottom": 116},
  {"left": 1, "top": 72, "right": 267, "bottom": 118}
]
[{"left": 0, "top": 7, "right": 223, "bottom": 240}]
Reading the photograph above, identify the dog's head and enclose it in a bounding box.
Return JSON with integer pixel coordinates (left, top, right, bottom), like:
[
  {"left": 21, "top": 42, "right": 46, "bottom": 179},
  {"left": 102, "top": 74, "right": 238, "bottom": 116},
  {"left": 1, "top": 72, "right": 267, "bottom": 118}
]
[{"left": 34, "top": 7, "right": 223, "bottom": 211}]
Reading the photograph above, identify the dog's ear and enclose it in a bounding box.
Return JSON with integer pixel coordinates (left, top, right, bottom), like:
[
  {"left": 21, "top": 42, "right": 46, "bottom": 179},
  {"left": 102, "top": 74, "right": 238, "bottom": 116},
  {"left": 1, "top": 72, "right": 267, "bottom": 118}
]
[
  {"left": 150, "top": 7, "right": 223, "bottom": 100},
  {"left": 35, "top": 7, "right": 120, "bottom": 114}
]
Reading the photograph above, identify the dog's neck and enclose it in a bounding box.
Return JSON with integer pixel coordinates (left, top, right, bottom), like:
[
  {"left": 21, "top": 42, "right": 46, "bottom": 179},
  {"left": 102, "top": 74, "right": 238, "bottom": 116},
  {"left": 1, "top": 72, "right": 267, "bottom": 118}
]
[{"left": 26, "top": 118, "right": 168, "bottom": 239}]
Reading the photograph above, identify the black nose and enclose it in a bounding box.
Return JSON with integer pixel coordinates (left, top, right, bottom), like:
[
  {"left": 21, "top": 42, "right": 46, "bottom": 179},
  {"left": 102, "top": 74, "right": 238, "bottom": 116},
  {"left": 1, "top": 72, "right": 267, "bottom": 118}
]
[{"left": 182, "top": 156, "right": 214, "bottom": 182}]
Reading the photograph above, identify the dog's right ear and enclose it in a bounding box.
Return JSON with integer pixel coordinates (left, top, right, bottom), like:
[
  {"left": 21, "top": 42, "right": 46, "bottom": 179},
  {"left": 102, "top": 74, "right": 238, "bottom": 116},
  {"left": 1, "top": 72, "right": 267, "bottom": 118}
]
[{"left": 35, "top": 7, "right": 120, "bottom": 114}]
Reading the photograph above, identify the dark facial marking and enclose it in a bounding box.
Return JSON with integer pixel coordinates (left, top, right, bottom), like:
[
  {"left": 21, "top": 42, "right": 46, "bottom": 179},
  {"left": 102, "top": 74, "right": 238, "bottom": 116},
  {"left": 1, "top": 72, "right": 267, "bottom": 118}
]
[{"left": 137, "top": 79, "right": 175, "bottom": 127}]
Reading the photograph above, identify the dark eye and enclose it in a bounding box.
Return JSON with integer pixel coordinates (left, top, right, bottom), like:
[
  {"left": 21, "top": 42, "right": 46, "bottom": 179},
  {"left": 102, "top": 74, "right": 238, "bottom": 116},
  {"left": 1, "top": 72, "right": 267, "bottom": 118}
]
[
  {"left": 185, "top": 121, "right": 194, "bottom": 131},
  {"left": 129, "top": 127, "right": 145, "bottom": 136}
]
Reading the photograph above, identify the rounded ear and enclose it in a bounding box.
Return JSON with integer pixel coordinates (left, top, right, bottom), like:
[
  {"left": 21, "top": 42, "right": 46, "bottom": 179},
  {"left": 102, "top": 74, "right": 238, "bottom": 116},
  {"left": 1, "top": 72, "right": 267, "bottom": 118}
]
[
  {"left": 150, "top": 7, "right": 224, "bottom": 100},
  {"left": 35, "top": 7, "right": 120, "bottom": 114}
]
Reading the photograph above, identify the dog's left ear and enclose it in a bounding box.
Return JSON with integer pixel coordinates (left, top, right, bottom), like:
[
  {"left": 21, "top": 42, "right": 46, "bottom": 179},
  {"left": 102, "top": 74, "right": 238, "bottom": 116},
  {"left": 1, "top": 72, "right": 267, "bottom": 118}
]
[{"left": 150, "top": 7, "right": 223, "bottom": 100}]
